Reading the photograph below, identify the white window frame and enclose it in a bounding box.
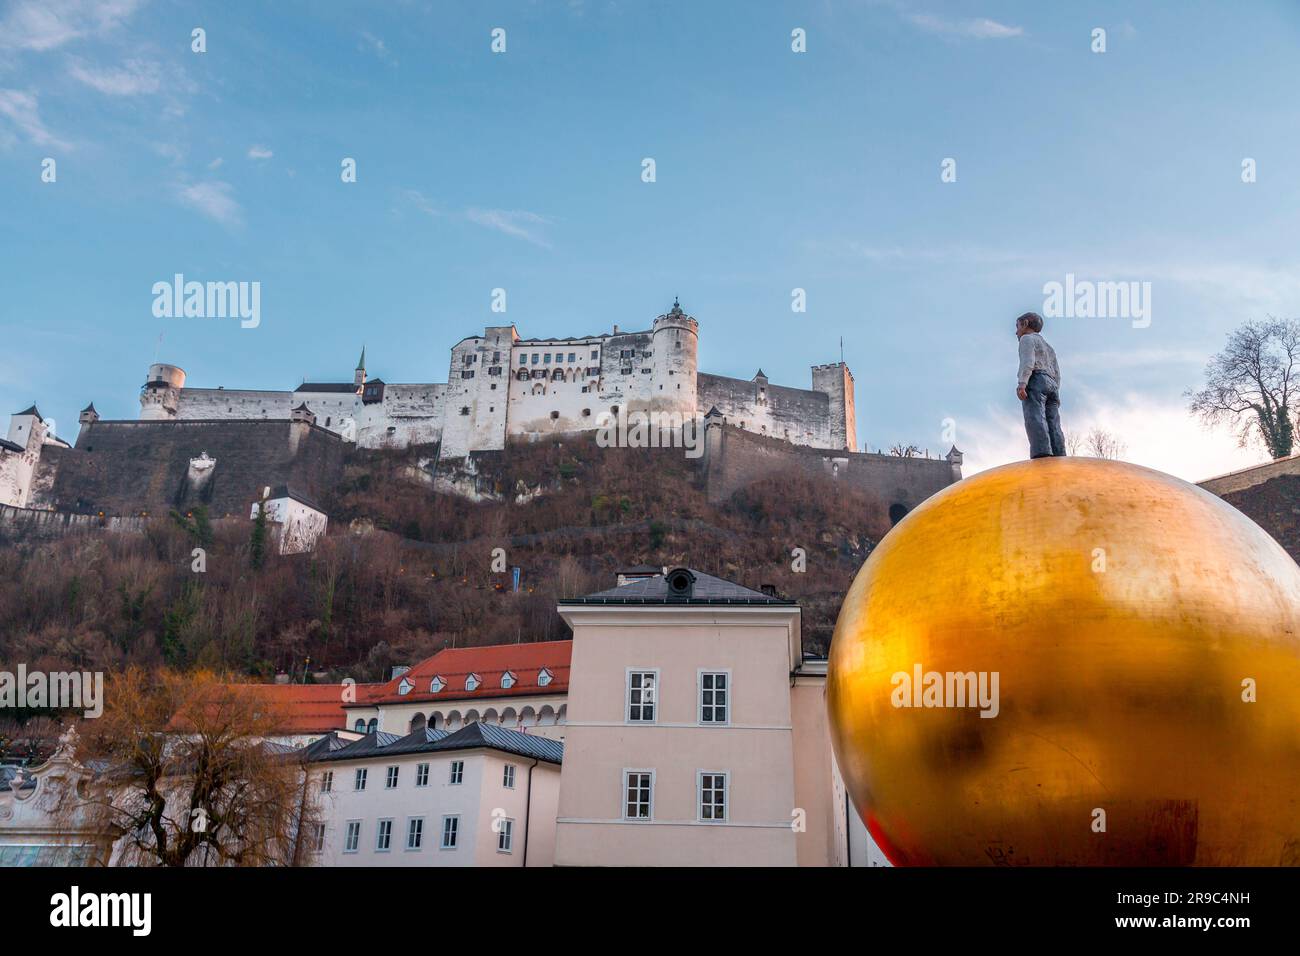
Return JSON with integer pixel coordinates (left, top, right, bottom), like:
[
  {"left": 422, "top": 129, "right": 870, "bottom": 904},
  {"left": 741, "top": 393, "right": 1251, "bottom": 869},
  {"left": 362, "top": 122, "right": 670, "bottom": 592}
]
[
  {"left": 313, "top": 822, "right": 326, "bottom": 852},
  {"left": 501, "top": 671, "right": 516, "bottom": 689},
  {"left": 497, "top": 817, "right": 515, "bottom": 854},
  {"left": 441, "top": 815, "right": 460, "bottom": 850},
  {"left": 698, "top": 770, "right": 729, "bottom": 823},
  {"left": 449, "top": 760, "right": 464, "bottom": 785},
  {"left": 503, "top": 763, "right": 516, "bottom": 789},
  {"left": 698, "top": 669, "right": 731, "bottom": 726},
  {"left": 537, "top": 668, "right": 553, "bottom": 687},
  {"left": 343, "top": 820, "right": 361, "bottom": 853},
  {"left": 430, "top": 675, "right": 445, "bottom": 693},
  {"left": 415, "top": 762, "right": 429, "bottom": 787},
  {"left": 320, "top": 770, "right": 333, "bottom": 793},
  {"left": 406, "top": 816, "right": 424, "bottom": 851},
  {"left": 353, "top": 767, "right": 367, "bottom": 791},
  {"left": 385, "top": 765, "right": 399, "bottom": 789},
  {"left": 465, "top": 673, "right": 481, "bottom": 691},
  {"left": 622, "top": 768, "right": 655, "bottom": 822},
  {"left": 376, "top": 818, "right": 393, "bottom": 852},
  {"left": 626, "top": 668, "right": 660, "bottom": 724}
]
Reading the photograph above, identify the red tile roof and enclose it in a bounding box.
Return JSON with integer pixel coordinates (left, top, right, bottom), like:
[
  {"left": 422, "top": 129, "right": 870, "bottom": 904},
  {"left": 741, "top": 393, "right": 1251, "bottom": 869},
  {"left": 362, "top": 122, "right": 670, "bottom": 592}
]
[
  {"left": 355, "top": 640, "right": 572, "bottom": 708},
  {"left": 232, "top": 683, "right": 366, "bottom": 734}
]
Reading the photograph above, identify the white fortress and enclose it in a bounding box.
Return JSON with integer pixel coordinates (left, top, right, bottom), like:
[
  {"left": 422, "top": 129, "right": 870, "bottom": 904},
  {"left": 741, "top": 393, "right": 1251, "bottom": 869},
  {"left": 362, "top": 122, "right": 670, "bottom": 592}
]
[{"left": 139, "top": 301, "right": 858, "bottom": 459}]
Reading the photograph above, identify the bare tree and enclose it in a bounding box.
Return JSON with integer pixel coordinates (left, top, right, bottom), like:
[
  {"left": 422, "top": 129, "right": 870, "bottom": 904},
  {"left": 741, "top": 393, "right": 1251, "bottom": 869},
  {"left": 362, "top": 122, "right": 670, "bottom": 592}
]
[
  {"left": 889, "top": 443, "right": 920, "bottom": 458},
  {"left": 1189, "top": 317, "right": 1300, "bottom": 459},
  {"left": 70, "top": 668, "right": 320, "bottom": 867},
  {"left": 1083, "top": 427, "right": 1127, "bottom": 460}
]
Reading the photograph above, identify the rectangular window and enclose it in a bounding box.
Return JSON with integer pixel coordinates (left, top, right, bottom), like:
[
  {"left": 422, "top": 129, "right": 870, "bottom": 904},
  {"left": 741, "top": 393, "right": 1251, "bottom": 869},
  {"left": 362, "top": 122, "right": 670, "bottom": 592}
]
[
  {"left": 406, "top": 817, "right": 424, "bottom": 850},
  {"left": 344, "top": 820, "right": 361, "bottom": 853},
  {"left": 519, "top": 354, "right": 527, "bottom": 365},
  {"left": 320, "top": 770, "right": 333, "bottom": 792},
  {"left": 313, "top": 823, "right": 326, "bottom": 852},
  {"left": 700, "top": 772, "right": 728, "bottom": 822},
  {"left": 567, "top": 352, "right": 576, "bottom": 362},
  {"left": 531, "top": 354, "right": 538, "bottom": 364},
  {"left": 415, "top": 763, "right": 429, "bottom": 787},
  {"left": 488, "top": 365, "right": 501, "bottom": 376},
  {"left": 449, "top": 760, "right": 464, "bottom": 785},
  {"left": 461, "top": 370, "right": 475, "bottom": 379},
  {"left": 627, "top": 670, "right": 658, "bottom": 722},
  {"left": 503, "top": 764, "right": 516, "bottom": 789},
  {"left": 376, "top": 819, "right": 393, "bottom": 851},
  {"left": 497, "top": 818, "right": 514, "bottom": 853},
  {"left": 492, "top": 351, "right": 501, "bottom": 362},
  {"left": 544, "top": 354, "right": 552, "bottom": 364},
  {"left": 624, "top": 770, "right": 654, "bottom": 821},
  {"left": 354, "top": 768, "right": 367, "bottom": 791},
  {"left": 385, "top": 766, "right": 399, "bottom": 789},
  {"left": 591, "top": 350, "right": 598, "bottom": 359},
  {"left": 700, "top": 672, "right": 729, "bottom": 724},
  {"left": 441, "top": 815, "right": 459, "bottom": 849}
]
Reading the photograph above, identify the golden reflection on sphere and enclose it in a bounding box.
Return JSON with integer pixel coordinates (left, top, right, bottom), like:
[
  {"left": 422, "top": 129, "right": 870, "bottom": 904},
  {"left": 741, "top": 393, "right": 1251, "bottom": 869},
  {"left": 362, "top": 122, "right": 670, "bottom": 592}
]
[{"left": 827, "top": 457, "right": 1300, "bottom": 866}]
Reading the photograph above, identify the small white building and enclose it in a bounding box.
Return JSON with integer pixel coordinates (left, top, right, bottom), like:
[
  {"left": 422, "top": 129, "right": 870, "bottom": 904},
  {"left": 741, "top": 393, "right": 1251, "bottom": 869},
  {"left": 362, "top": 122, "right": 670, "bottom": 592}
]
[
  {"left": 306, "top": 723, "right": 562, "bottom": 867},
  {"left": 250, "top": 483, "right": 329, "bottom": 555}
]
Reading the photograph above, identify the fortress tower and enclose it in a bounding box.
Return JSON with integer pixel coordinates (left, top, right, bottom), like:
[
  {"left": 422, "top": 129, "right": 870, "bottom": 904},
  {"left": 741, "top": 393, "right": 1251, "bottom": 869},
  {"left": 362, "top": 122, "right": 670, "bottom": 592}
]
[
  {"left": 650, "top": 298, "right": 699, "bottom": 416},
  {"left": 139, "top": 363, "right": 186, "bottom": 420},
  {"left": 811, "top": 362, "right": 857, "bottom": 452}
]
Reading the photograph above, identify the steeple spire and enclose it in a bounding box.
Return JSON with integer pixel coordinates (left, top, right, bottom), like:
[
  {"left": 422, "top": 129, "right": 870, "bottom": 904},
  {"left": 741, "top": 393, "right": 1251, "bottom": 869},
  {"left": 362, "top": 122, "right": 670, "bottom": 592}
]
[{"left": 356, "top": 346, "right": 366, "bottom": 372}]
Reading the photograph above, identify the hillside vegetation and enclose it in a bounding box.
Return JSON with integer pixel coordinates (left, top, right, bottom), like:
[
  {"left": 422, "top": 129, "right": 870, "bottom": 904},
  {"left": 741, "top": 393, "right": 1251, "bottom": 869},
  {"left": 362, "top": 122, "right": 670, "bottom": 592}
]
[{"left": 0, "top": 435, "right": 890, "bottom": 682}]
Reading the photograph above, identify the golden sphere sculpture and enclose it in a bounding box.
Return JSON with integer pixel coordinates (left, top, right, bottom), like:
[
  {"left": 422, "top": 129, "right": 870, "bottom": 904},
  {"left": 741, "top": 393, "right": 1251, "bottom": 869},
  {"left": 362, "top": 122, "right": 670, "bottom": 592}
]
[{"left": 827, "top": 457, "right": 1300, "bottom": 866}]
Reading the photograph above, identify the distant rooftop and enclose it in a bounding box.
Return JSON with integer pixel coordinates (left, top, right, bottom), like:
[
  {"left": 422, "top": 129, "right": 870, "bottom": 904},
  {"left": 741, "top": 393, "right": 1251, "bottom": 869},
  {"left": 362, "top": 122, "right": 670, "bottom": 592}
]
[{"left": 562, "top": 567, "right": 795, "bottom": 606}]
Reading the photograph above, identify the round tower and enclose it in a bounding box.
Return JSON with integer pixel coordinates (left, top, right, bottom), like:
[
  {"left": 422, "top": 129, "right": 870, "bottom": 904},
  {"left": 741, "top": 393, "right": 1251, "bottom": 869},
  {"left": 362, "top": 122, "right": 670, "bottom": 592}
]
[
  {"left": 650, "top": 298, "right": 699, "bottom": 415},
  {"left": 140, "top": 363, "right": 186, "bottom": 420}
]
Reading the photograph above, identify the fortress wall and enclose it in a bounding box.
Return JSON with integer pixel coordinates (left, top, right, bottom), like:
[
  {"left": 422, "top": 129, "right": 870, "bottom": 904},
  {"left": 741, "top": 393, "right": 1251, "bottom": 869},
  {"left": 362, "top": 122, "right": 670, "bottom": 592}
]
[
  {"left": 697, "top": 373, "right": 837, "bottom": 448},
  {"left": 0, "top": 503, "right": 148, "bottom": 540},
  {"left": 176, "top": 388, "right": 295, "bottom": 421},
  {"left": 703, "top": 423, "right": 957, "bottom": 510},
  {"left": 50, "top": 419, "right": 345, "bottom": 517},
  {"left": 356, "top": 383, "right": 446, "bottom": 449}
]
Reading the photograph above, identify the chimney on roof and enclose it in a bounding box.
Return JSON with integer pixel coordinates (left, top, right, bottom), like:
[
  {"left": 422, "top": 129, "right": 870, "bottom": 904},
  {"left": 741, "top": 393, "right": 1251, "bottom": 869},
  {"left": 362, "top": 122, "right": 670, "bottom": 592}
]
[{"left": 390, "top": 665, "right": 410, "bottom": 680}]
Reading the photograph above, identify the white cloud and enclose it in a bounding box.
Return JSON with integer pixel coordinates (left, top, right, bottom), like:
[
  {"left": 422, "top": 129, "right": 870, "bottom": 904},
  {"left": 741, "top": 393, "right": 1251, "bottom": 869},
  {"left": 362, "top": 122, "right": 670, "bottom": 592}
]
[
  {"left": 247, "top": 144, "right": 273, "bottom": 160},
  {"left": 906, "top": 13, "right": 1023, "bottom": 39},
  {"left": 359, "top": 31, "right": 392, "bottom": 62},
  {"left": 175, "top": 180, "right": 242, "bottom": 227},
  {"left": 0, "top": 88, "right": 70, "bottom": 149},
  {"left": 0, "top": 0, "right": 145, "bottom": 52},
  {"left": 465, "top": 208, "right": 553, "bottom": 247},
  {"left": 403, "top": 189, "right": 441, "bottom": 217},
  {"left": 68, "top": 56, "right": 161, "bottom": 95},
  {"left": 207, "top": 156, "right": 223, "bottom": 170},
  {"left": 958, "top": 392, "right": 1264, "bottom": 483}
]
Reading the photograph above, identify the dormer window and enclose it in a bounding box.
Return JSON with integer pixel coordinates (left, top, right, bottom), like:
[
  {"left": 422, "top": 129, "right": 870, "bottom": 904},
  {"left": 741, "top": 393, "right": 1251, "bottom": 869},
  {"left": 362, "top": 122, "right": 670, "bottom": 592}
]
[
  {"left": 537, "top": 668, "right": 553, "bottom": 687},
  {"left": 398, "top": 677, "right": 413, "bottom": 696},
  {"left": 465, "top": 673, "right": 481, "bottom": 692},
  {"left": 429, "top": 676, "right": 445, "bottom": 693},
  {"left": 501, "top": 671, "right": 516, "bottom": 689}
]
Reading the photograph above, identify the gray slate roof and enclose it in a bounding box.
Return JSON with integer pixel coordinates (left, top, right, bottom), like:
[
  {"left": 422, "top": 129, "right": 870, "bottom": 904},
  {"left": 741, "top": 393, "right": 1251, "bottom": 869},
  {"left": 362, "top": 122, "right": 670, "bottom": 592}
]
[
  {"left": 561, "top": 568, "right": 795, "bottom": 606},
  {"left": 310, "top": 722, "right": 562, "bottom": 765}
]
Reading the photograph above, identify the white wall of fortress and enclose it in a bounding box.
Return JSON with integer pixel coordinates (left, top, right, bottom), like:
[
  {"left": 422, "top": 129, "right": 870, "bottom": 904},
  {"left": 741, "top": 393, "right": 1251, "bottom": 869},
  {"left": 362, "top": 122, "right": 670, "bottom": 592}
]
[{"left": 134, "top": 307, "right": 857, "bottom": 458}]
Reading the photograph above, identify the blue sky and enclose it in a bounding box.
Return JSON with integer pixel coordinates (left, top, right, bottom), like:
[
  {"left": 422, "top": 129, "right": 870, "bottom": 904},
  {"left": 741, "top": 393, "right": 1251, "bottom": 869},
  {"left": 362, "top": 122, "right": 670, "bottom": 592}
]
[{"left": 2, "top": 0, "right": 1298, "bottom": 478}]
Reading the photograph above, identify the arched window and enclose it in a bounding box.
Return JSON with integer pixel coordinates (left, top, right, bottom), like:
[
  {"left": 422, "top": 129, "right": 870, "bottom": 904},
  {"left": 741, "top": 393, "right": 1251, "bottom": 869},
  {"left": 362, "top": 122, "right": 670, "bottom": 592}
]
[
  {"left": 354, "top": 719, "right": 365, "bottom": 733},
  {"left": 366, "top": 718, "right": 378, "bottom": 734},
  {"left": 409, "top": 713, "right": 427, "bottom": 733}
]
